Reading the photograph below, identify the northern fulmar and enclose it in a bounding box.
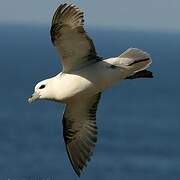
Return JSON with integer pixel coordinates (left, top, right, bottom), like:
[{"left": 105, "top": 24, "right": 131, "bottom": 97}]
[{"left": 28, "top": 3, "right": 153, "bottom": 177}]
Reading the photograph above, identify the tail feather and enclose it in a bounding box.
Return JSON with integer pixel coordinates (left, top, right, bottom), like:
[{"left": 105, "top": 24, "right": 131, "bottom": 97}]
[
  {"left": 119, "top": 48, "right": 151, "bottom": 61},
  {"left": 126, "top": 70, "right": 153, "bottom": 79},
  {"left": 119, "top": 48, "right": 152, "bottom": 72}
]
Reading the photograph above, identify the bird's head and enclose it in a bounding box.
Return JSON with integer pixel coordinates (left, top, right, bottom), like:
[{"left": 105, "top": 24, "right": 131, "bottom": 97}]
[{"left": 28, "top": 79, "right": 51, "bottom": 103}]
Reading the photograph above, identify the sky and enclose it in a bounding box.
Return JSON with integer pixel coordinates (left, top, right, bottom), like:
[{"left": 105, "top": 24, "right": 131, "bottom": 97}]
[{"left": 1, "top": 0, "right": 180, "bottom": 31}]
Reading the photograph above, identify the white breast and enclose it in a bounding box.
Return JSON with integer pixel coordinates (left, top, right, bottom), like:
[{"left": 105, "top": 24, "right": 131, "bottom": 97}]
[{"left": 51, "top": 57, "right": 134, "bottom": 102}]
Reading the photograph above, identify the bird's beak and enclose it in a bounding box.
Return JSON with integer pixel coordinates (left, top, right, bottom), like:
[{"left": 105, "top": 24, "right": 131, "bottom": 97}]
[{"left": 28, "top": 92, "right": 40, "bottom": 104}]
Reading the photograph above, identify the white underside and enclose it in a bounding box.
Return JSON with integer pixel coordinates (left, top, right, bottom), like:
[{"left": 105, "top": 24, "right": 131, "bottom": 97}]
[{"left": 48, "top": 53, "right": 151, "bottom": 102}]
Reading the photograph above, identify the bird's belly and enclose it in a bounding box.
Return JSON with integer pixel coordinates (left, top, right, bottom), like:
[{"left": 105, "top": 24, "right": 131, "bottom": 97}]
[
  {"left": 56, "top": 73, "right": 99, "bottom": 102},
  {"left": 57, "top": 58, "right": 131, "bottom": 101},
  {"left": 75, "top": 58, "right": 131, "bottom": 92}
]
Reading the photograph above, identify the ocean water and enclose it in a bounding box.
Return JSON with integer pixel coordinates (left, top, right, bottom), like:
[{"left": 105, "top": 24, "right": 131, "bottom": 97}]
[{"left": 0, "top": 25, "right": 180, "bottom": 180}]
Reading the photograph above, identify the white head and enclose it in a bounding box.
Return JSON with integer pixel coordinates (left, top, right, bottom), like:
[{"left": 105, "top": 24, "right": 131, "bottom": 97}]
[{"left": 28, "top": 79, "right": 52, "bottom": 103}]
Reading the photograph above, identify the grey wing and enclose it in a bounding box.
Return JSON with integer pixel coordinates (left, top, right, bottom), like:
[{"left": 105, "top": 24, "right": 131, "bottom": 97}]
[
  {"left": 62, "top": 93, "right": 101, "bottom": 176},
  {"left": 50, "top": 4, "right": 101, "bottom": 72}
]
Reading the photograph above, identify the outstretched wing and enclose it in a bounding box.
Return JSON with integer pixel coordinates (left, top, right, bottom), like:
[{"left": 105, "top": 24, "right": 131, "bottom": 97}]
[
  {"left": 62, "top": 93, "right": 101, "bottom": 176},
  {"left": 50, "top": 4, "right": 101, "bottom": 72}
]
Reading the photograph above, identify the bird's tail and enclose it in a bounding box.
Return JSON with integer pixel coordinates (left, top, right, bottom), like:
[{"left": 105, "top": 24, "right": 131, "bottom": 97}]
[
  {"left": 118, "top": 48, "right": 152, "bottom": 74},
  {"left": 126, "top": 70, "right": 153, "bottom": 79}
]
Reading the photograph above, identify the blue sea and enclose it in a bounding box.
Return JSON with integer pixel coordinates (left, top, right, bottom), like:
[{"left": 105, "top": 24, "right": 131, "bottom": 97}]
[{"left": 0, "top": 25, "right": 180, "bottom": 180}]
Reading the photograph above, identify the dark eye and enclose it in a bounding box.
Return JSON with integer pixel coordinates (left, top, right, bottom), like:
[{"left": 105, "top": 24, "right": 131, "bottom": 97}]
[{"left": 39, "top": 85, "right": 45, "bottom": 89}]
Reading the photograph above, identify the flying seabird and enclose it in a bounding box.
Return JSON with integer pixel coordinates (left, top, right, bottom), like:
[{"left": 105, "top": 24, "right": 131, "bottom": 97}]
[{"left": 28, "top": 3, "right": 153, "bottom": 177}]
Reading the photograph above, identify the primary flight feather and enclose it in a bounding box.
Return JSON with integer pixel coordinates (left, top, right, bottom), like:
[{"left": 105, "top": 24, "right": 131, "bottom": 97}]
[{"left": 28, "top": 3, "right": 153, "bottom": 177}]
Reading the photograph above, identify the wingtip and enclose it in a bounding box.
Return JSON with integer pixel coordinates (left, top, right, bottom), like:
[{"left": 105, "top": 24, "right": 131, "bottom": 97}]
[
  {"left": 72, "top": 161, "right": 82, "bottom": 177},
  {"left": 65, "top": 144, "right": 83, "bottom": 177},
  {"left": 75, "top": 169, "right": 81, "bottom": 177}
]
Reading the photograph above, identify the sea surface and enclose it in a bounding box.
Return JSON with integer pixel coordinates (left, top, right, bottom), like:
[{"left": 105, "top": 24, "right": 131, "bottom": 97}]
[{"left": 0, "top": 25, "right": 180, "bottom": 180}]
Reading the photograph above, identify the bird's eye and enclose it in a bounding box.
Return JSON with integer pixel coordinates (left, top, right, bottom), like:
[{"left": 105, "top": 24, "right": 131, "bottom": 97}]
[{"left": 39, "top": 85, "right": 46, "bottom": 89}]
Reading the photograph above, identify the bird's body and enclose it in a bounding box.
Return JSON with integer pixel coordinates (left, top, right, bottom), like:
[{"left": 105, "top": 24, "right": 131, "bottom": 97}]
[
  {"left": 38, "top": 55, "right": 151, "bottom": 102},
  {"left": 28, "top": 3, "right": 153, "bottom": 176}
]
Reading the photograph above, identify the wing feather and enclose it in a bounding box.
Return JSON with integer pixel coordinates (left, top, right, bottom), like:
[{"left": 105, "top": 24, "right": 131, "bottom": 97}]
[
  {"left": 50, "top": 4, "right": 101, "bottom": 72},
  {"left": 62, "top": 93, "right": 101, "bottom": 176}
]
